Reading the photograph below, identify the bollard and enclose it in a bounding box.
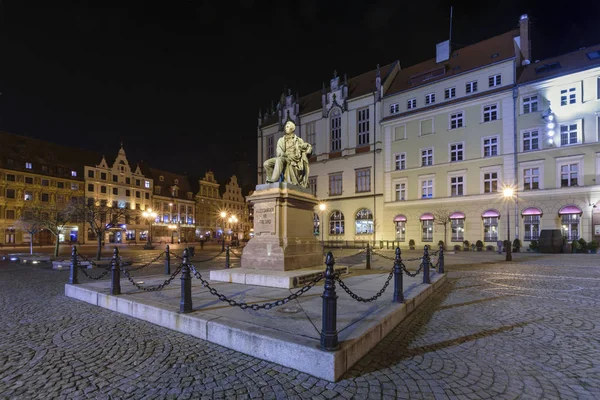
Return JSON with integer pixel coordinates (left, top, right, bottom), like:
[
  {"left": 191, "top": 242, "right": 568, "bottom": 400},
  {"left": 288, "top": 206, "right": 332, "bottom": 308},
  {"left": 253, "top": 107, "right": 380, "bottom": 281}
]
[
  {"left": 69, "top": 246, "right": 78, "bottom": 284},
  {"left": 320, "top": 251, "right": 339, "bottom": 351},
  {"left": 225, "top": 245, "right": 230, "bottom": 269},
  {"left": 366, "top": 243, "right": 371, "bottom": 269},
  {"left": 180, "top": 248, "right": 193, "bottom": 313},
  {"left": 438, "top": 243, "right": 445, "bottom": 274},
  {"left": 422, "top": 245, "right": 431, "bottom": 284},
  {"left": 165, "top": 244, "right": 171, "bottom": 275},
  {"left": 110, "top": 247, "right": 121, "bottom": 295},
  {"left": 393, "top": 247, "right": 404, "bottom": 303}
]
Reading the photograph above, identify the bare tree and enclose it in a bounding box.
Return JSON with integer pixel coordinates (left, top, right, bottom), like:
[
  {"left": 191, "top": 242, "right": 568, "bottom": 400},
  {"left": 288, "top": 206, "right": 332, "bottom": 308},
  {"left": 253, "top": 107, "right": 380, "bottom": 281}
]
[
  {"left": 43, "top": 202, "right": 79, "bottom": 257},
  {"left": 71, "top": 198, "right": 131, "bottom": 259},
  {"left": 14, "top": 207, "right": 44, "bottom": 255},
  {"left": 432, "top": 209, "right": 453, "bottom": 250}
]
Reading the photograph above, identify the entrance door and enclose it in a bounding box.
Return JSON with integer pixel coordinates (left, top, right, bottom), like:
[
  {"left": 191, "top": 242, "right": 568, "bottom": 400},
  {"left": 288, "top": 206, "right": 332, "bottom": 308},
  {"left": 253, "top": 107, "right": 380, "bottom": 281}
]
[{"left": 116, "top": 231, "right": 122, "bottom": 243}]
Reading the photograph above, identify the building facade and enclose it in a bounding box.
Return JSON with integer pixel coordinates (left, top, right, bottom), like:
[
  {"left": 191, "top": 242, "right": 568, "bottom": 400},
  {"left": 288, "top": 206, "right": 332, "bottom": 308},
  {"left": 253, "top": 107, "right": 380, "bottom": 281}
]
[
  {"left": 222, "top": 175, "right": 250, "bottom": 240},
  {"left": 195, "top": 171, "right": 222, "bottom": 240}
]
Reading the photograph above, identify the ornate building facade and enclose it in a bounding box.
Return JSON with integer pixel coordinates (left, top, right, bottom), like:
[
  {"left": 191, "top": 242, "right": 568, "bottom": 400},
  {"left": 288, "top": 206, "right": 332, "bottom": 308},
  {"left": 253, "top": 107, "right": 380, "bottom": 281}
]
[
  {"left": 195, "top": 171, "right": 222, "bottom": 240},
  {"left": 222, "top": 175, "right": 250, "bottom": 240}
]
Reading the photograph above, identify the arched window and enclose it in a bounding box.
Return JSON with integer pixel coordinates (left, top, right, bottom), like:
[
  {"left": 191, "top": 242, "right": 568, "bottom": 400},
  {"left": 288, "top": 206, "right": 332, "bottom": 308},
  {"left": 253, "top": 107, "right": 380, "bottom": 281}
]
[
  {"left": 394, "top": 215, "right": 407, "bottom": 241},
  {"left": 355, "top": 208, "right": 373, "bottom": 234},
  {"left": 522, "top": 207, "right": 542, "bottom": 241},
  {"left": 482, "top": 209, "right": 500, "bottom": 242},
  {"left": 420, "top": 213, "right": 434, "bottom": 242},
  {"left": 330, "top": 108, "right": 341, "bottom": 151},
  {"left": 450, "top": 212, "right": 465, "bottom": 242},
  {"left": 329, "top": 211, "right": 344, "bottom": 235},
  {"left": 559, "top": 205, "right": 582, "bottom": 241}
]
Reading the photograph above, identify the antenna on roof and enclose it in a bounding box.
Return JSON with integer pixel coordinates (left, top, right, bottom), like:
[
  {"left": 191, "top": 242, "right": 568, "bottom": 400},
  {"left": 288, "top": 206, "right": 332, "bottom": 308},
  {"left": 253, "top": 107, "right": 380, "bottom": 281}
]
[{"left": 449, "top": 6, "right": 453, "bottom": 46}]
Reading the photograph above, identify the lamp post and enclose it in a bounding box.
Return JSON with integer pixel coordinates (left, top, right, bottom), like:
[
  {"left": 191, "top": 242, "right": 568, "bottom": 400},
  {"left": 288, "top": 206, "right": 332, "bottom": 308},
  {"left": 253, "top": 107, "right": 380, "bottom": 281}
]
[
  {"left": 228, "top": 215, "right": 238, "bottom": 246},
  {"left": 142, "top": 208, "right": 157, "bottom": 247},
  {"left": 319, "top": 203, "right": 326, "bottom": 254},
  {"left": 503, "top": 187, "right": 514, "bottom": 261},
  {"left": 168, "top": 224, "right": 177, "bottom": 244},
  {"left": 220, "top": 211, "right": 227, "bottom": 251}
]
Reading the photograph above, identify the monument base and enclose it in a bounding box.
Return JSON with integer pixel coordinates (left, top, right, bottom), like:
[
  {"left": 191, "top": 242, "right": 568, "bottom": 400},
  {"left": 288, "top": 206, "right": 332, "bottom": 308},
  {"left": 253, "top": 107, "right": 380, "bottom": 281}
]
[{"left": 242, "top": 183, "right": 323, "bottom": 271}]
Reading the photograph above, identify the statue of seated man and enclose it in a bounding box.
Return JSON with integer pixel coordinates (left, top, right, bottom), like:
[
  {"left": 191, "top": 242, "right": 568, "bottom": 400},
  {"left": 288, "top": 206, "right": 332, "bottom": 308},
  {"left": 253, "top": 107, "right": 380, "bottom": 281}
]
[{"left": 263, "top": 121, "right": 312, "bottom": 188}]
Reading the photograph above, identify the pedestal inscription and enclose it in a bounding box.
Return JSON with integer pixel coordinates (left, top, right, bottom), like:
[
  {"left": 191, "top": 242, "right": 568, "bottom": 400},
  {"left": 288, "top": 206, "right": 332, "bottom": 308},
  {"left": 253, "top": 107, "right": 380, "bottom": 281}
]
[{"left": 255, "top": 204, "right": 275, "bottom": 236}]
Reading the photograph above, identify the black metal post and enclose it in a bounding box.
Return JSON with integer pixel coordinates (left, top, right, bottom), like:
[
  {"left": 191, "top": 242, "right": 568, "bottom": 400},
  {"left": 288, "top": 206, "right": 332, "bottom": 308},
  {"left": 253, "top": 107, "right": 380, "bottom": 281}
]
[
  {"left": 69, "top": 245, "right": 78, "bottom": 284},
  {"left": 438, "top": 243, "right": 445, "bottom": 274},
  {"left": 180, "top": 248, "right": 193, "bottom": 313},
  {"left": 422, "top": 245, "right": 431, "bottom": 284},
  {"left": 366, "top": 243, "right": 371, "bottom": 269},
  {"left": 320, "top": 251, "right": 339, "bottom": 351},
  {"left": 110, "top": 247, "right": 121, "bottom": 295},
  {"left": 392, "top": 247, "right": 404, "bottom": 303},
  {"left": 165, "top": 244, "right": 171, "bottom": 275},
  {"left": 225, "top": 245, "right": 230, "bottom": 269}
]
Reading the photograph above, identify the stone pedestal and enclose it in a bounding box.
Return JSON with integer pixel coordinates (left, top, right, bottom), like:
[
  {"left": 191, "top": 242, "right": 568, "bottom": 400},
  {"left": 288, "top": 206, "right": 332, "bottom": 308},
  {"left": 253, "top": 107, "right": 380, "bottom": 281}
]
[{"left": 241, "top": 183, "right": 322, "bottom": 271}]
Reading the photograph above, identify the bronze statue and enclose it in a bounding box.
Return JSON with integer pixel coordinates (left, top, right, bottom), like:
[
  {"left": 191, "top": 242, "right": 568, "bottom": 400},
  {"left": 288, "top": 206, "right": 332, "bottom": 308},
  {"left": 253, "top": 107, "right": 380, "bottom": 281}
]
[{"left": 263, "top": 121, "right": 312, "bottom": 188}]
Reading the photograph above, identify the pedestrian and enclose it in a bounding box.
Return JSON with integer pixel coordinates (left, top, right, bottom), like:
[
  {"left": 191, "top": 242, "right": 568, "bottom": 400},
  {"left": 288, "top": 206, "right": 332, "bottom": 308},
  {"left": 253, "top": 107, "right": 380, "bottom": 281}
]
[{"left": 497, "top": 240, "right": 503, "bottom": 254}]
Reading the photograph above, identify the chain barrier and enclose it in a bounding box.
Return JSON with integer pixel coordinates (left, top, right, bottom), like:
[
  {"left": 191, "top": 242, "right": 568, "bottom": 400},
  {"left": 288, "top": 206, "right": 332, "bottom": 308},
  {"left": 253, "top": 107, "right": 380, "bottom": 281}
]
[
  {"left": 189, "top": 264, "right": 323, "bottom": 310},
  {"left": 121, "top": 262, "right": 183, "bottom": 292},
  {"left": 124, "top": 251, "right": 166, "bottom": 272},
  {"left": 173, "top": 251, "right": 224, "bottom": 263},
  {"left": 76, "top": 253, "right": 110, "bottom": 269},
  {"left": 229, "top": 248, "right": 242, "bottom": 258},
  {"left": 77, "top": 265, "right": 110, "bottom": 280},
  {"left": 401, "top": 261, "right": 424, "bottom": 277},
  {"left": 335, "top": 268, "right": 394, "bottom": 302},
  {"left": 371, "top": 250, "right": 423, "bottom": 263}
]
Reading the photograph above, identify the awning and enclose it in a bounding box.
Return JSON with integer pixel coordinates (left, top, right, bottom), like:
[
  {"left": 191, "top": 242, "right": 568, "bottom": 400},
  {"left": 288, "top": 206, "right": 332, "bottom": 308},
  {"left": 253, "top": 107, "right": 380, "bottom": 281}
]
[
  {"left": 449, "top": 211, "right": 465, "bottom": 219},
  {"left": 558, "top": 205, "right": 582, "bottom": 215},
  {"left": 393, "top": 214, "right": 407, "bottom": 222},
  {"left": 482, "top": 209, "right": 500, "bottom": 218},
  {"left": 522, "top": 207, "right": 542, "bottom": 216},
  {"left": 420, "top": 213, "right": 434, "bottom": 221}
]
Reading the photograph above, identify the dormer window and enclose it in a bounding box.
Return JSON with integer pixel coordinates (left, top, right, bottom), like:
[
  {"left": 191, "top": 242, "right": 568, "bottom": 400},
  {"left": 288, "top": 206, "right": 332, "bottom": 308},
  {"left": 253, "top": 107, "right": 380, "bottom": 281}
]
[
  {"left": 159, "top": 176, "right": 164, "bottom": 182},
  {"left": 26, "top": 162, "right": 32, "bottom": 169},
  {"left": 172, "top": 188, "right": 178, "bottom": 197},
  {"left": 187, "top": 192, "right": 193, "bottom": 200},
  {"left": 155, "top": 186, "right": 161, "bottom": 194},
  {"left": 71, "top": 170, "right": 77, "bottom": 176},
  {"left": 174, "top": 179, "right": 179, "bottom": 185}
]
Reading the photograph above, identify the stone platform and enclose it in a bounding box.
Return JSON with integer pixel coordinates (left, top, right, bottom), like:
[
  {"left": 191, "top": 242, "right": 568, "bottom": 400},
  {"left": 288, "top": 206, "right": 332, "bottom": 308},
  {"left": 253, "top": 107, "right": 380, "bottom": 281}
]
[
  {"left": 65, "top": 268, "right": 446, "bottom": 381},
  {"left": 210, "top": 265, "right": 349, "bottom": 288},
  {"left": 3, "top": 253, "right": 52, "bottom": 263}
]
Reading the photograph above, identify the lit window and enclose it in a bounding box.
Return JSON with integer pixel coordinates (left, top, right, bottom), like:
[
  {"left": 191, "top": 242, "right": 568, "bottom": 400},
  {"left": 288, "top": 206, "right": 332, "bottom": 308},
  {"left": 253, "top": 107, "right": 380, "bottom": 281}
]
[
  {"left": 24, "top": 191, "right": 33, "bottom": 201},
  {"left": 450, "top": 143, "right": 463, "bottom": 162},
  {"left": 394, "top": 153, "right": 406, "bottom": 170},
  {"left": 483, "top": 137, "right": 498, "bottom": 157},
  {"left": 144, "top": 180, "right": 150, "bottom": 188},
  {"left": 483, "top": 217, "right": 498, "bottom": 242},
  {"left": 488, "top": 74, "right": 502, "bottom": 87},
  {"left": 466, "top": 81, "right": 478, "bottom": 93},
  {"left": 451, "top": 217, "right": 465, "bottom": 242},
  {"left": 422, "top": 220, "right": 433, "bottom": 242},
  {"left": 329, "top": 211, "right": 345, "bottom": 235},
  {"left": 355, "top": 208, "right": 373, "bottom": 235},
  {"left": 483, "top": 104, "right": 498, "bottom": 122},
  {"left": 71, "top": 170, "right": 77, "bottom": 177},
  {"left": 395, "top": 183, "right": 406, "bottom": 201},
  {"left": 523, "top": 130, "right": 539, "bottom": 151},
  {"left": 449, "top": 112, "right": 464, "bottom": 129},
  {"left": 390, "top": 103, "right": 400, "bottom": 114},
  {"left": 560, "top": 88, "right": 577, "bottom": 106},
  {"left": 450, "top": 176, "right": 464, "bottom": 196},
  {"left": 560, "top": 123, "right": 579, "bottom": 146},
  {"left": 425, "top": 93, "right": 436, "bottom": 105},
  {"left": 421, "top": 179, "right": 433, "bottom": 198},
  {"left": 395, "top": 220, "right": 406, "bottom": 241},
  {"left": 407, "top": 98, "right": 416, "bottom": 109},
  {"left": 421, "top": 148, "right": 433, "bottom": 166},
  {"left": 484, "top": 172, "right": 498, "bottom": 193},
  {"left": 159, "top": 175, "right": 164, "bottom": 182},
  {"left": 444, "top": 87, "right": 456, "bottom": 99},
  {"left": 71, "top": 183, "right": 78, "bottom": 190},
  {"left": 562, "top": 214, "right": 580, "bottom": 241},
  {"left": 25, "top": 162, "right": 32, "bottom": 169},
  {"left": 522, "top": 95, "right": 538, "bottom": 114}
]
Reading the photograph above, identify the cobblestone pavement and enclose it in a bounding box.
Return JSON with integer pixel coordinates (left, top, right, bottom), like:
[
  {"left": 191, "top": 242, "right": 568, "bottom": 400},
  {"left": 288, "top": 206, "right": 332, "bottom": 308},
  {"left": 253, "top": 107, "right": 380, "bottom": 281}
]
[{"left": 1, "top": 253, "right": 600, "bottom": 399}]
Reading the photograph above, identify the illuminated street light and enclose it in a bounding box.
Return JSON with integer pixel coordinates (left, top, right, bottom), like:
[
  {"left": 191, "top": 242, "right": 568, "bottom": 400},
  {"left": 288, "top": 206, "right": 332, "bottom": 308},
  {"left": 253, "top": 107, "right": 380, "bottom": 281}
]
[{"left": 142, "top": 208, "right": 158, "bottom": 247}]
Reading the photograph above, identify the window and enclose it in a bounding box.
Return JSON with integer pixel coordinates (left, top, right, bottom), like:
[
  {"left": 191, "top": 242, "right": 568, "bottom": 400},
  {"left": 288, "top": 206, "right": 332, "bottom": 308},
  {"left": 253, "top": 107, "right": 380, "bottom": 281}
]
[
  {"left": 136, "top": 191, "right": 141, "bottom": 198},
  {"left": 88, "top": 170, "right": 94, "bottom": 178},
  {"left": 135, "top": 179, "right": 140, "bottom": 186},
  {"left": 395, "top": 220, "right": 406, "bottom": 241},
  {"left": 355, "top": 168, "right": 371, "bottom": 193},
  {"left": 523, "top": 130, "right": 539, "bottom": 151},
  {"left": 155, "top": 187, "right": 161, "bottom": 194},
  {"left": 395, "top": 183, "right": 406, "bottom": 201},
  {"left": 483, "top": 104, "right": 498, "bottom": 122},
  {"left": 57, "top": 182, "right": 64, "bottom": 189},
  {"left": 450, "top": 143, "right": 463, "bottom": 162},
  {"left": 111, "top": 187, "right": 117, "bottom": 195},
  {"left": 71, "top": 183, "right": 78, "bottom": 190},
  {"left": 407, "top": 98, "right": 416, "bottom": 109},
  {"left": 144, "top": 180, "right": 150, "bottom": 188},
  {"left": 523, "top": 95, "right": 538, "bottom": 114},
  {"left": 145, "top": 192, "right": 150, "bottom": 200},
  {"left": 390, "top": 103, "right": 400, "bottom": 114},
  {"left": 71, "top": 170, "right": 77, "bottom": 177},
  {"left": 394, "top": 153, "right": 406, "bottom": 170},
  {"left": 308, "top": 177, "right": 317, "bottom": 197},
  {"left": 100, "top": 186, "right": 107, "bottom": 194},
  {"left": 421, "top": 148, "right": 433, "bottom": 167},
  {"left": 329, "top": 173, "right": 342, "bottom": 196},
  {"left": 6, "top": 174, "right": 15, "bottom": 182},
  {"left": 159, "top": 175, "right": 164, "bottom": 182},
  {"left": 445, "top": 87, "right": 456, "bottom": 99},
  {"left": 100, "top": 172, "right": 107, "bottom": 180},
  {"left": 357, "top": 108, "right": 370, "bottom": 146},
  {"left": 41, "top": 193, "right": 49, "bottom": 202},
  {"left": 174, "top": 179, "right": 179, "bottom": 185},
  {"left": 524, "top": 215, "right": 541, "bottom": 241},
  {"left": 560, "top": 123, "right": 578, "bottom": 146},
  {"left": 422, "top": 220, "right": 433, "bottom": 242},
  {"left": 451, "top": 176, "right": 464, "bottom": 196},
  {"left": 421, "top": 179, "right": 433, "bottom": 198},
  {"left": 425, "top": 93, "right": 435, "bottom": 105},
  {"left": 330, "top": 110, "right": 341, "bottom": 151},
  {"left": 306, "top": 121, "right": 316, "bottom": 155},
  {"left": 561, "top": 214, "right": 580, "bottom": 241},
  {"left": 41, "top": 179, "right": 49, "bottom": 186},
  {"left": 112, "top": 175, "right": 118, "bottom": 182},
  {"left": 560, "top": 163, "right": 579, "bottom": 187},
  {"left": 125, "top": 189, "right": 131, "bottom": 196},
  {"left": 25, "top": 162, "right": 32, "bottom": 169},
  {"left": 523, "top": 168, "right": 539, "bottom": 190},
  {"left": 87, "top": 183, "right": 94, "bottom": 192},
  {"left": 450, "top": 112, "right": 464, "bottom": 129},
  {"left": 6, "top": 210, "right": 15, "bottom": 220},
  {"left": 483, "top": 217, "right": 498, "bottom": 241},
  {"left": 451, "top": 217, "right": 465, "bottom": 242},
  {"left": 488, "top": 74, "right": 501, "bottom": 87},
  {"left": 126, "top": 177, "right": 131, "bottom": 185},
  {"left": 355, "top": 209, "right": 373, "bottom": 235},
  {"left": 25, "top": 177, "right": 33, "bottom": 184},
  {"left": 329, "top": 211, "right": 345, "bottom": 235},
  {"left": 6, "top": 189, "right": 15, "bottom": 199},
  {"left": 466, "top": 81, "right": 478, "bottom": 93},
  {"left": 484, "top": 172, "right": 498, "bottom": 193},
  {"left": 24, "top": 191, "right": 33, "bottom": 201},
  {"left": 266, "top": 135, "right": 274, "bottom": 159},
  {"left": 560, "top": 88, "right": 577, "bottom": 106},
  {"left": 483, "top": 137, "right": 498, "bottom": 157},
  {"left": 57, "top": 195, "right": 65, "bottom": 204}
]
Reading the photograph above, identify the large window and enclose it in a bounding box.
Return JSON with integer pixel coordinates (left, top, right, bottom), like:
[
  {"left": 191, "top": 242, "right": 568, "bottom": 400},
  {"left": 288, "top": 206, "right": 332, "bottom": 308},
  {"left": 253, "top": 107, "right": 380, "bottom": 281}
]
[
  {"left": 524, "top": 215, "right": 541, "bottom": 241},
  {"left": 421, "top": 148, "right": 433, "bottom": 166},
  {"left": 357, "top": 108, "right": 370, "bottom": 146},
  {"left": 330, "top": 109, "right": 341, "bottom": 151},
  {"left": 522, "top": 95, "right": 538, "bottom": 114},
  {"left": 523, "top": 168, "right": 539, "bottom": 190},
  {"left": 355, "top": 209, "right": 373, "bottom": 235},
  {"left": 394, "top": 153, "right": 406, "bottom": 170},
  {"left": 395, "top": 221, "right": 406, "bottom": 241},
  {"left": 561, "top": 213, "right": 580, "bottom": 241},
  {"left": 451, "top": 214, "right": 465, "bottom": 242},
  {"left": 450, "top": 143, "right": 463, "bottom": 162},
  {"left": 483, "top": 216, "right": 499, "bottom": 242},
  {"left": 450, "top": 176, "right": 464, "bottom": 197},
  {"left": 422, "top": 219, "right": 433, "bottom": 242},
  {"left": 483, "top": 137, "right": 498, "bottom": 157},
  {"left": 421, "top": 179, "right": 433, "bottom": 199},
  {"left": 267, "top": 135, "right": 274, "bottom": 158},
  {"left": 523, "top": 130, "right": 539, "bottom": 151},
  {"left": 560, "top": 163, "right": 578, "bottom": 187},
  {"left": 449, "top": 112, "right": 464, "bottom": 129},
  {"left": 308, "top": 177, "right": 317, "bottom": 197},
  {"left": 355, "top": 168, "right": 371, "bottom": 193},
  {"left": 306, "top": 121, "right": 316, "bottom": 155},
  {"left": 329, "top": 211, "right": 345, "bottom": 235},
  {"left": 395, "top": 183, "right": 406, "bottom": 201},
  {"left": 329, "top": 173, "right": 342, "bottom": 196},
  {"left": 560, "top": 123, "right": 578, "bottom": 146},
  {"left": 484, "top": 172, "right": 498, "bottom": 193},
  {"left": 560, "top": 87, "right": 577, "bottom": 106},
  {"left": 483, "top": 104, "right": 498, "bottom": 122}
]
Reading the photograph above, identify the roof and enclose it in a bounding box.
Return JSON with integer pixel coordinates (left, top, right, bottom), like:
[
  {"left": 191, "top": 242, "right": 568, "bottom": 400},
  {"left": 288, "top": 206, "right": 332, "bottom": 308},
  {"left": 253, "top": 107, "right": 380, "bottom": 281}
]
[
  {"left": 0, "top": 130, "right": 102, "bottom": 180},
  {"left": 518, "top": 44, "right": 600, "bottom": 84},
  {"left": 385, "top": 29, "right": 519, "bottom": 96},
  {"left": 138, "top": 162, "right": 194, "bottom": 201},
  {"left": 261, "top": 62, "right": 399, "bottom": 127}
]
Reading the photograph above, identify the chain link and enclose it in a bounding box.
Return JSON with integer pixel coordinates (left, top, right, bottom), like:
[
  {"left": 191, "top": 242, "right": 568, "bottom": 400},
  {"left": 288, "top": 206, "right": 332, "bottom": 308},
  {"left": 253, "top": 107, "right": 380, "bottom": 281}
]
[
  {"left": 173, "top": 251, "right": 224, "bottom": 263},
  {"left": 76, "top": 253, "right": 111, "bottom": 269},
  {"left": 121, "top": 263, "right": 183, "bottom": 292},
  {"left": 124, "top": 251, "right": 166, "bottom": 272},
  {"left": 334, "top": 268, "right": 394, "bottom": 302},
  {"left": 401, "top": 261, "right": 424, "bottom": 277},
  {"left": 188, "top": 264, "right": 322, "bottom": 310},
  {"left": 77, "top": 265, "right": 111, "bottom": 280},
  {"left": 229, "top": 248, "right": 242, "bottom": 258}
]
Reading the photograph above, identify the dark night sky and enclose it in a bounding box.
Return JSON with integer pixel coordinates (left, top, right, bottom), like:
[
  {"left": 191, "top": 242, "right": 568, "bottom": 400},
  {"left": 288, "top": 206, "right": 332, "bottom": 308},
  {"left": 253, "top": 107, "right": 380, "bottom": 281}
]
[{"left": 0, "top": 0, "right": 598, "bottom": 193}]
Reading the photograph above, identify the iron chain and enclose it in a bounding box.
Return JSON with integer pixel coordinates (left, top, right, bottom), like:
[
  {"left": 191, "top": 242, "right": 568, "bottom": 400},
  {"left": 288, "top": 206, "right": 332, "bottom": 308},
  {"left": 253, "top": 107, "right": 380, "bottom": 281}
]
[
  {"left": 189, "top": 264, "right": 322, "bottom": 310},
  {"left": 173, "top": 251, "right": 224, "bottom": 262},
  {"left": 77, "top": 266, "right": 110, "bottom": 280},
  {"left": 125, "top": 251, "right": 166, "bottom": 272},
  {"left": 76, "top": 253, "right": 111, "bottom": 269},
  {"left": 229, "top": 249, "right": 242, "bottom": 258},
  {"left": 401, "top": 261, "right": 424, "bottom": 277},
  {"left": 121, "top": 263, "right": 183, "bottom": 292},
  {"left": 335, "top": 268, "right": 394, "bottom": 302}
]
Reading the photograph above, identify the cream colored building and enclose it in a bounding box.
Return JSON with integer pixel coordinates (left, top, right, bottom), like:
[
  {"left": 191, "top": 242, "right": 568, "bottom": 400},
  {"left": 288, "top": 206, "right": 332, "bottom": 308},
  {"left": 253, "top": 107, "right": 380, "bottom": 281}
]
[
  {"left": 195, "top": 171, "right": 223, "bottom": 240},
  {"left": 222, "top": 175, "right": 250, "bottom": 240}
]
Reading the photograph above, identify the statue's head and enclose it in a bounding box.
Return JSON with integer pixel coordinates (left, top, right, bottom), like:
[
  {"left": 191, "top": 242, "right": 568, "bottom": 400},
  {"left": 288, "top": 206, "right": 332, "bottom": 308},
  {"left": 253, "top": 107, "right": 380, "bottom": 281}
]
[{"left": 284, "top": 121, "right": 296, "bottom": 135}]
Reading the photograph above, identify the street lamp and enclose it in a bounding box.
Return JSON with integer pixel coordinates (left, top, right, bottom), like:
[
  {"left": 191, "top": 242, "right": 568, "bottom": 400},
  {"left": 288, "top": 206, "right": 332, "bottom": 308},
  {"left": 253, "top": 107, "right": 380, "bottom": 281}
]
[
  {"left": 319, "top": 203, "right": 326, "bottom": 254},
  {"left": 503, "top": 187, "right": 514, "bottom": 261},
  {"left": 142, "top": 208, "right": 157, "bottom": 247},
  {"left": 228, "top": 215, "right": 238, "bottom": 246},
  {"left": 168, "top": 224, "right": 177, "bottom": 244},
  {"left": 220, "top": 211, "right": 227, "bottom": 251}
]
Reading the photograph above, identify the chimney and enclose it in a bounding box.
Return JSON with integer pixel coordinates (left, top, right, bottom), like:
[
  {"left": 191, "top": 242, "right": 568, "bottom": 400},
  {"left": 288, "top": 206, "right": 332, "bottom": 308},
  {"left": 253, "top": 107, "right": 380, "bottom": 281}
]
[{"left": 519, "top": 14, "right": 531, "bottom": 65}]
